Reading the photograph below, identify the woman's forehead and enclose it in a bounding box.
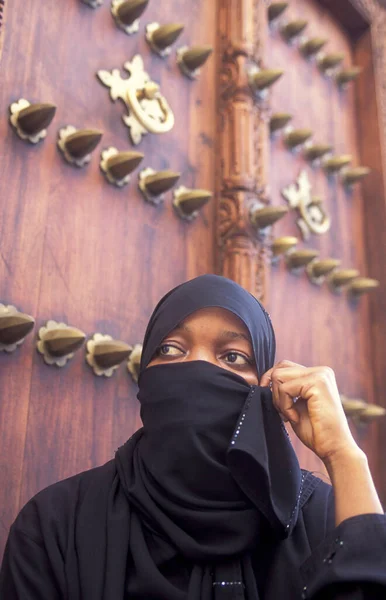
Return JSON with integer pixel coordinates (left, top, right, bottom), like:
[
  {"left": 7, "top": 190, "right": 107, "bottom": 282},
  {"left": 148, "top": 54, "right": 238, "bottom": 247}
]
[{"left": 173, "top": 307, "right": 252, "bottom": 339}]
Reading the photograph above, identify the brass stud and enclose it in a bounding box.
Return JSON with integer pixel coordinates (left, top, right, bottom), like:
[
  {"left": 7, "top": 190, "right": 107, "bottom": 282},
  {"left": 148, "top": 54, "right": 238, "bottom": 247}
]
[
  {"left": 299, "top": 37, "right": 328, "bottom": 57},
  {"left": 358, "top": 404, "right": 386, "bottom": 422},
  {"left": 286, "top": 249, "right": 319, "bottom": 270},
  {"left": 139, "top": 168, "right": 181, "bottom": 205},
  {"left": 270, "top": 113, "right": 292, "bottom": 133},
  {"left": 306, "top": 258, "right": 340, "bottom": 285},
  {"left": 58, "top": 126, "right": 103, "bottom": 167},
  {"left": 111, "top": 0, "right": 149, "bottom": 35},
  {"left": 328, "top": 268, "right": 359, "bottom": 290},
  {"left": 284, "top": 128, "right": 313, "bottom": 149},
  {"left": 271, "top": 236, "right": 298, "bottom": 258},
  {"left": 249, "top": 69, "right": 284, "bottom": 94},
  {"left": 318, "top": 53, "right": 345, "bottom": 72},
  {"left": 173, "top": 186, "right": 212, "bottom": 221},
  {"left": 127, "top": 343, "right": 143, "bottom": 383},
  {"left": 86, "top": 333, "right": 132, "bottom": 377},
  {"left": 336, "top": 67, "right": 362, "bottom": 86},
  {"left": 9, "top": 99, "right": 56, "bottom": 143},
  {"left": 146, "top": 22, "right": 184, "bottom": 56},
  {"left": 37, "top": 321, "right": 85, "bottom": 367},
  {"left": 281, "top": 19, "right": 308, "bottom": 42},
  {"left": 340, "top": 395, "right": 367, "bottom": 417},
  {"left": 268, "top": 2, "right": 288, "bottom": 23},
  {"left": 100, "top": 147, "right": 144, "bottom": 186},
  {"left": 341, "top": 167, "right": 371, "bottom": 186},
  {"left": 0, "top": 304, "right": 35, "bottom": 352},
  {"left": 250, "top": 205, "right": 289, "bottom": 230},
  {"left": 177, "top": 45, "right": 213, "bottom": 79},
  {"left": 304, "top": 143, "right": 333, "bottom": 161},
  {"left": 323, "top": 155, "right": 352, "bottom": 173},
  {"left": 348, "top": 277, "right": 380, "bottom": 297}
]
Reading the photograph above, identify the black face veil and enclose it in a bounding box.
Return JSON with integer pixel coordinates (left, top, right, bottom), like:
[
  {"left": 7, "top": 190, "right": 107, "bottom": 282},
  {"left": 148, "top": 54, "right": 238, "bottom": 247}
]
[{"left": 115, "top": 274, "right": 303, "bottom": 600}]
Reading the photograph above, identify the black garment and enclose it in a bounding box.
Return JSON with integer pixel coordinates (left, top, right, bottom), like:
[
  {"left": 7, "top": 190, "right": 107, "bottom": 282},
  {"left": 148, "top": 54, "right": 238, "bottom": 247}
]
[{"left": 1, "top": 274, "right": 386, "bottom": 598}]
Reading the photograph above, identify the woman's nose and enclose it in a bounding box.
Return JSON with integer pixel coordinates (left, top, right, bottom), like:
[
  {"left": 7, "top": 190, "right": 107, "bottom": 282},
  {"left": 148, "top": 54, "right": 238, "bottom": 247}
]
[{"left": 187, "top": 348, "right": 216, "bottom": 366}]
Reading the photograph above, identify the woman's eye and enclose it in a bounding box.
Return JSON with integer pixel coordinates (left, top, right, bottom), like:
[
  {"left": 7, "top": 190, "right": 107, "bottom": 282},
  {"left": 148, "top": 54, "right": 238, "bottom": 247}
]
[
  {"left": 223, "top": 352, "right": 250, "bottom": 366},
  {"left": 158, "top": 344, "right": 183, "bottom": 357}
]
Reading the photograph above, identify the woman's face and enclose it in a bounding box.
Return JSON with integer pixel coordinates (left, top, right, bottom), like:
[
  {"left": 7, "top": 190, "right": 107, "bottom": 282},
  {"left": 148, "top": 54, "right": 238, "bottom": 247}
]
[{"left": 147, "top": 307, "right": 259, "bottom": 385}]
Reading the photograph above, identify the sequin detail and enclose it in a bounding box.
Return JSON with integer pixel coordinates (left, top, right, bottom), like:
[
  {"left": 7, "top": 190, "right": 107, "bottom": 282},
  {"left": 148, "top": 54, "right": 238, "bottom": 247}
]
[
  {"left": 213, "top": 581, "right": 244, "bottom": 587},
  {"left": 231, "top": 388, "right": 255, "bottom": 445}
]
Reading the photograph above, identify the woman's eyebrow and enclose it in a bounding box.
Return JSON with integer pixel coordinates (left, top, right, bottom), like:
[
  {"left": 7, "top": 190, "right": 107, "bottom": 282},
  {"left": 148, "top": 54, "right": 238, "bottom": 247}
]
[{"left": 219, "top": 330, "right": 251, "bottom": 344}]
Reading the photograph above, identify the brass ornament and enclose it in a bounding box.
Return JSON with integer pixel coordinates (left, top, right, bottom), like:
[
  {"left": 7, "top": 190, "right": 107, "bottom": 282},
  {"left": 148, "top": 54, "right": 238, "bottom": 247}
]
[
  {"left": 58, "top": 126, "right": 103, "bottom": 167},
  {"left": 323, "top": 155, "right": 352, "bottom": 173},
  {"left": 286, "top": 249, "right": 319, "bottom": 271},
  {"left": 318, "top": 53, "right": 345, "bottom": 72},
  {"left": 271, "top": 236, "right": 298, "bottom": 260},
  {"left": 0, "top": 304, "right": 35, "bottom": 352},
  {"left": 250, "top": 205, "right": 288, "bottom": 231},
  {"left": 173, "top": 186, "right": 212, "bottom": 221},
  {"left": 248, "top": 67, "right": 284, "bottom": 97},
  {"left": 111, "top": 0, "right": 149, "bottom": 35},
  {"left": 281, "top": 19, "right": 308, "bottom": 42},
  {"left": 282, "top": 170, "right": 331, "bottom": 241},
  {"left": 284, "top": 128, "right": 313, "bottom": 150},
  {"left": 100, "top": 147, "right": 144, "bottom": 186},
  {"left": 328, "top": 268, "right": 359, "bottom": 291},
  {"left": 299, "top": 37, "right": 328, "bottom": 58},
  {"left": 341, "top": 167, "right": 371, "bottom": 186},
  {"left": 268, "top": 2, "right": 288, "bottom": 23},
  {"left": 127, "top": 343, "right": 143, "bottom": 383},
  {"left": 37, "top": 321, "right": 86, "bottom": 367},
  {"left": 86, "top": 333, "right": 132, "bottom": 377},
  {"left": 9, "top": 99, "right": 56, "bottom": 143},
  {"left": 340, "top": 395, "right": 368, "bottom": 417},
  {"left": 146, "top": 22, "right": 184, "bottom": 57},
  {"left": 348, "top": 277, "right": 380, "bottom": 297},
  {"left": 98, "top": 55, "right": 175, "bottom": 145},
  {"left": 336, "top": 67, "right": 362, "bottom": 86},
  {"left": 269, "top": 113, "right": 292, "bottom": 133},
  {"left": 306, "top": 258, "right": 341, "bottom": 285},
  {"left": 177, "top": 45, "right": 213, "bottom": 79},
  {"left": 358, "top": 404, "right": 386, "bottom": 422},
  {"left": 304, "top": 143, "right": 333, "bottom": 162},
  {"left": 139, "top": 168, "right": 181, "bottom": 205}
]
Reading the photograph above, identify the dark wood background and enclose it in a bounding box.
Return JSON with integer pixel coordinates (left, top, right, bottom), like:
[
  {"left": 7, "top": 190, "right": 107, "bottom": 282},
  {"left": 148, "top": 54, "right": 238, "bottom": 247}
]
[{"left": 0, "top": 0, "right": 385, "bottom": 561}]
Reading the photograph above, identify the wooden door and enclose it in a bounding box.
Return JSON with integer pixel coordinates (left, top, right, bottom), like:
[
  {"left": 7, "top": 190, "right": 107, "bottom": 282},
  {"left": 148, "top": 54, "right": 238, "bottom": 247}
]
[{"left": 0, "top": 0, "right": 217, "bottom": 558}]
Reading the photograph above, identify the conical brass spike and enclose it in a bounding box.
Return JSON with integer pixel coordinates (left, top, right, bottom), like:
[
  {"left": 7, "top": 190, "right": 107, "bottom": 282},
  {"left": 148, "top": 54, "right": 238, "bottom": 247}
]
[
  {"left": 329, "top": 268, "right": 359, "bottom": 288},
  {"left": 17, "top": 103, "right": 56, "bottom": 136},
  {"left": 250, "top": 206, "right": 288, "bottom": 230},
  {"left": 271, "top": 236, "right": 298, "bottom": 257},
  {"left": 310, "top": 259, "right": 340, "bottom": 278},
  {"left": 180, "top": 46, "right": 213, "bottom": 72},
  {"left": 107, "top": 151, "right": 144, "bottom": 180},
  {"left": 144, "top": 171, "right": 181, "bottom": 196},
  {"left": 0, "top": 311, "right": 35, "bottom": 346},
  {"left": 43, "top": 327, "right": 86, "bottom": 358},
  {"left": 359, "top": 404, "right": 386, "bottom": 421},
  {"left": 336, "top": 67, "right": 362, "bottom": 85},
  {"left": 151, "top": 23, "right": 184, "bottom": 51},
  {"left": 340, "top": 395, "right": 367, "bottom": 416},
  {"left": 250, "top": 69, "right": 284, "bottom": 92},
  {"left": 287, "top": 249, "right": 319, "bottom": 269},
  {"left": 348, "top": 277, "right": 379, "bottom": 297},
  {"left": 323, "top": 155, "right": 352, "bottom": 172},
  {"left": 284, "top": 129, "right": 313, "bottom": 149},
  {"left": 304, "top": 143, "right": 333, "bottom": 161},
  {"left": 174, "top": 189, "right": 212, "bottom": 218},
  {"left": 281, "top": 19, "right": 308, "bottom": 41},
  {"left": 268, "top": 2, "right": 288, "bottom": 22},
  {"left": 93, "top": 340, "right": 132, "bottom": 369},
  {"left": 65, "top": 129, "right": 103, "bottom": 160},
  {"left": 269, "top": 113, "right": 292, "bottom": 133},
  {"left": 299, "top": 37, "right": 328, "bottom": 57},
  {"left": 318, "top": 53, "right": 345, "bottom": 71},
  {"left": 342, "top": 167, "right": 371, "bottom": 186},
  {"left": 117, "top": 0, "right": 149, "bottom": 25}
]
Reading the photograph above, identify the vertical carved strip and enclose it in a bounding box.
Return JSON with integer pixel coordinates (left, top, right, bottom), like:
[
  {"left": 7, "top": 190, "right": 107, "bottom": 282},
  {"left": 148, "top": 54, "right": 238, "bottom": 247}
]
[
  {"left": 216, "top": 0, "right": 269, "bottom": 300},
  {"left": 0, "top": 0, "right": 6, "bottom": 64}
]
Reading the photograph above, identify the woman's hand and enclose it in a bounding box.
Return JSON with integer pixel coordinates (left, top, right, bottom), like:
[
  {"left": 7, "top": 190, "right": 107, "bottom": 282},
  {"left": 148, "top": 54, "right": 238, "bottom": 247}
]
[{"left": 260, "top": 360, "right": 359, "bottom": 463}]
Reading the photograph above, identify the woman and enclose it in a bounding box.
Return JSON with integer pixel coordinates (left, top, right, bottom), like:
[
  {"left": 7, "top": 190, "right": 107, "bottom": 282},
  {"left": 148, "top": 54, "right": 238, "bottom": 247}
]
[{"left": 1, "top": 274, "right": 385, "bottom": 599}]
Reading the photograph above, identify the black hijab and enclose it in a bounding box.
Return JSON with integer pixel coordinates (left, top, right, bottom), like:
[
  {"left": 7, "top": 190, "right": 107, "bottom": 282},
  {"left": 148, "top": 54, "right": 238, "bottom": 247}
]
[{"left": 115, "top": 274, "right": 303, "bottom": 599}]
